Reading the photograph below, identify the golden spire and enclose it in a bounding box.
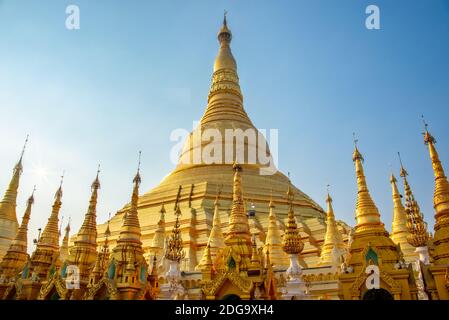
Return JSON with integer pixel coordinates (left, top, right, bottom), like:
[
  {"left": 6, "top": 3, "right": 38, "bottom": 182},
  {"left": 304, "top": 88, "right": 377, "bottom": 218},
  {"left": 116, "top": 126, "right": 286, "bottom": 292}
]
[
  {"left": 198, "top": 243, "right": 214, "bottom": 281},
  {"left": 59, "top": 220, "right": 70, "bottom": 263},
  {"left": 397, "top": 153, "right": 429, "bottom": 248},
  {"left": 250, "top": 234, "right": 262, "bottom": 270},
  {"left": 422, "top": 119, "right": 449, "bottom": 264},
  {"left": 201, "top": 13, "right": 251, "bottom": 128},
  {"left": 29, "top": 175, "right": 64, "bottom": 278},
  {"left": 67, "top": 166, "right": 101, "bottom": 287},
  {"left": 165, "top": 204, "right": 185, "bottom": 262},
  {"left": 224, "top": 163, "right": 252, "bottom": 270},
  {"left": 117, "top": 153, "right": 142, "bottom": 245},
  {"left": 0, "top": 135, "right": 29, "bottom": 259},
  {"left": 264, "top": 189, "right": 288, "bottom": 269},
  {"left": 72, "top": 166, "right": 100, "bottom": 250},
  {"left": 37, "top": 175, "right": 64, "bottom": 249},
  {"left": 0, "top": 187, "right": 35, "bottom": 280},
  {"left": 151, "top": 203, "right": 166, "bottom": 250},
  {"left": 215, "top": 11, "right": 236, "bottom": 72},
  {"left": 90, "top": 216, "right": 111, "bottom": 284},
  {"left": 389, "top": 173, "right": 412, "bottom": 248},
  {"left": 319, "top": 190, "right": 345, "bottom": 266},
  {"left": 282, "top": 180, "right": 304, "bottom": 255},
  {"left": 196, "top": 188, "right": 226, "bottom": 270},
  {"left": 209, "top": 188, "right": 226, "bottom": 253},
  {"left": 351, "top": 135, "right": 384, "bottom": 233}
]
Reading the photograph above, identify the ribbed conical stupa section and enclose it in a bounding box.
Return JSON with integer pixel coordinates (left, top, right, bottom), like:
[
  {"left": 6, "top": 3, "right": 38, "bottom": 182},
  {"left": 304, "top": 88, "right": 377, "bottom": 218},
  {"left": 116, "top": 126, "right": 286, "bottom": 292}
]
[
  {"left": 116, "top": 170, "right": 143, "bottom": 248},
  {"left": 0, "top": 189, "right": 34, "bottom": 281},
  {"left": 264, "top": 198, "right": 289, "bottom": 269},
  {"left": 151, "top": 204, "right": 166, "bottom": 252},
  {"left": 319, "top": 193, "right": 345, "bottom": 266},
  {"left": 67, "top": 170, "right": 100, "bottom": 284},
  {"left": 424, "top": 128, "right": 449, "bottom": 264},
  {"left": 0, "top": 136, "right": 28, "bottom": 260},
  {"left": 59, "top": 223, "right": 70, "bottom": 264},
  {"left": 352, "top": 146, "right": 385, "bottom": 233},
  {"left": 30, "top": 182, "right": 63, "bottom": 279},
  {"left": 224, "top": 163, "right": 252, "bottom": 271},
  {"left": 389, "top": 174, "right": 416, "bottom": 263},
  {"left": 347, "top": 145, "right": 401, "bottom": 272},
  {"left": 196, "top": 195, "right": 226, "bottom": 270}
]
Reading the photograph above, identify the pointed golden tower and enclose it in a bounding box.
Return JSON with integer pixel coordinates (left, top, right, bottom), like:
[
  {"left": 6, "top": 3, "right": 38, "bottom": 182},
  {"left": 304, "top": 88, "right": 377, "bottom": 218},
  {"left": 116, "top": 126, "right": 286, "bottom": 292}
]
[
  {"left": 88, "top": 217, "right": 111, "bottom": 287},
  {"left": 0, "top": 136, "right": 28, "bottom": 260},
  {"left": 65, "top": 167, "right": 101, "bottom": 298},
  {"left": 396, "top": 155, "right": 430, "bottom": 263},
  {"left": 282, "top": 182, "right": 304, "bottom": 277},
  {"left": 199, "top": 243, "right": 214, "bottom": 281},
  {"left": 319, "top": 192, "right": 345, "bottom": 267},
  {"left": 92, "top": 152, "right": 153, "bottom": 300},
  {"left": 196, "top": 190, "right": 226, "bottom": 271},
  {"left": 150, "top": 204, "right": 166, "bottom": 262},
  {"left": 264, "top": 193, "right": 289, "bottom": 270},
  {"left": 30, "top": 177, "right": 63, "bottom": 280},
  {"left": 59, "top": 222, "right": 70, "bottom": 264},
  {"left": 338, "top": 139, "right": 417, "bottom": 300},
  {"left": 389, "top": 172, "right": 417, "bottom": 263},
  {"left": 0, "top": 187, "right": 34, "bottom": 285},
  {"left": 224, "top": 163, "right": 252, "bottom": 271},
  {"left": 423, "top": 123, "right": 449, "bottom": 266},
  {"left": 250, "top": 234, "right": 262, "bottom": 271}
]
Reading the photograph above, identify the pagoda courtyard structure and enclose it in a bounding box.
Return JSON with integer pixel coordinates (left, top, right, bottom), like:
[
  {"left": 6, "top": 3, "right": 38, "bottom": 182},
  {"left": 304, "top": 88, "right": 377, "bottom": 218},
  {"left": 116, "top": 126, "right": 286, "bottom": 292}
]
[{"left": 93, "top": 15, "right": 350, "bottom": 276}]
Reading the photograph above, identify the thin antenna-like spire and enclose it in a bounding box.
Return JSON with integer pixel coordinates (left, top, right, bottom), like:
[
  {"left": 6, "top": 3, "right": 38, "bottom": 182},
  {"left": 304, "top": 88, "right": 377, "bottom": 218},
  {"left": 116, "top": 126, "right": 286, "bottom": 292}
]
[
  {"left": 18, "top": 134, "right": 29, "bottom": 163},
  {"left": 223, "top": 10, "right": 228, "bottom": 25},
  {"left": 398, "top": 152, "right": 408, "bottom": 178},
  {"left": 137, "top": 151, "right": 142, "bottom": 173},
  {"left": 352, "top": 132, "right": 358, "bottom": 148}
]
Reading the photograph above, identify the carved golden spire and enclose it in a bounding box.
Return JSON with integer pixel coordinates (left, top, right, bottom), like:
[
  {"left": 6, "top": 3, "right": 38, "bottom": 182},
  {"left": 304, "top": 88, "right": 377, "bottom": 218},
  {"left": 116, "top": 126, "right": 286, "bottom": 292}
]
[
  {"left": 224, "top": 163, "right": 252, "bottom": 270},
  {"left": 67, "top": 166, "right": 101, "bottom": 288},
  {"left": 117, "top": 153, "right": 142, "bottom": 245},
  {"left": 215, "top": 11, "right": 236, "bottom": 72},
  {"left": 389, "top": 172, "right": 415, "bottom": 259},
  {"left": 30, "top": 175, "right": 64, "bottom": 278},
  {"left": 196, "top": 187, "right": 225, "bottom": 270},
  {"left": 319, "top": 190, "right": 345, "bottom": 266},
  {"left": 198, "top": 243, "right": 214, "bottom": 281},
  {"left": 282, "top": 180, "right": 304, "bottom": 255},
  {"left": 0, "top": 135, "right": 29, "bottom": 259},
  {"left": 422, "top": 119, "right": 449, "bottom": 264},
  {"left": 209, "top": 188, "right": 226, "bottom": 253},
  {"left": 196, "top": 188, "right": 225, "bottom": 270},
  {"left": 38, "top": 175, "right": 63, "bottom": 249},
  {"left": 397, "top": 153, "right": 429, "bottom": 248},
  {"left": 264, "top": 189, "right": 288, "bottom": 269},
  {"left": 0, "top": 187, "right": 35, "bottom": 280},
  {"left": 89, "top": 216, "right": 111, "bottom": 285},
  {"left": 201, "top": 14, "right": 251, "bottom": 127},
  {"left": 250, "top": 234, "right": 262, "bottom": 270},
  {"left": 59, "top": 220, "right": 70, "bottom": 263},
  {"left": 151, "top": 203, "right": 166, "bottom": 250},
  {"left": 351, "top": 136, "right": 384, "bottom": 233},
  {"left": 165, "top": 204, "right": 185, "bottom": 263}
]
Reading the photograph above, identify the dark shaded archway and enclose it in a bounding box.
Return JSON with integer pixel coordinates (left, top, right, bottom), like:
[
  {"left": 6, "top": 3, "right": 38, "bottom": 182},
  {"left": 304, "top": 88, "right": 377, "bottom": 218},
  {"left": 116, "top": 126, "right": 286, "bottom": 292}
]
[
  {"left": 221, "top": 294, "right": 241, "bottom": 300},
  {"left": 362, "top": 288, "right": 394, "bottom": 300}
]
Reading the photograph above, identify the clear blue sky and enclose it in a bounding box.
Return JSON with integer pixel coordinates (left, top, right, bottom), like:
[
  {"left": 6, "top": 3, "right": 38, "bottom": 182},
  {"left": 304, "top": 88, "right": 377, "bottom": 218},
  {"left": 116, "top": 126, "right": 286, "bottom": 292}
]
[{"left": 0, "top": 0, "right": 448, "bottom": 246}]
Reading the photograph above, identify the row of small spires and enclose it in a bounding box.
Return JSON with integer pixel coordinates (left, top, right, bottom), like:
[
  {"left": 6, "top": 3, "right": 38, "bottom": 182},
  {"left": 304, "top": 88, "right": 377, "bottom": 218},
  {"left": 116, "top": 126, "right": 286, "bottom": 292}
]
[{"left": 2, "top": 115, "right": 443, "bottom": 253}]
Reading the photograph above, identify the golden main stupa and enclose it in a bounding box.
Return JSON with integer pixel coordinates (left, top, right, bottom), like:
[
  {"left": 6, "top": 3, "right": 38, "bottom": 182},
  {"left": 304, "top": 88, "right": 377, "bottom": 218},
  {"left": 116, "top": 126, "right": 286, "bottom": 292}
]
[{"left": 0, "top": 15, "right": 448, "bottom": 300}]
